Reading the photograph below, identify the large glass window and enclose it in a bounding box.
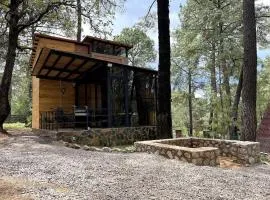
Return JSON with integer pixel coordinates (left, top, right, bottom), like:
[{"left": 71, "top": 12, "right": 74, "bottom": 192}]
[{"left": 92, "top": 41, "right": 127, "bottom": 57}]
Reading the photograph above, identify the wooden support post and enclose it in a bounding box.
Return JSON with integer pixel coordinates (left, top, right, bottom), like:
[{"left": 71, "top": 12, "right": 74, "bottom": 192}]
[
  {"left": 124, "top": 68, "right": 129, "bottom": 126},
  {"left": 107, "top": 65, "right": 112, "bottom": 127},
  {"left": 154, "top": 74, "right": 158, "bottom": 126}
]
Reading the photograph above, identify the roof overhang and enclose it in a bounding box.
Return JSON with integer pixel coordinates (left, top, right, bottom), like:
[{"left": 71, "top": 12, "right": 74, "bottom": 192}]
[
  {"left": 32, "top": 48, "right": 157, "bottom": 82},
  {"left": 32, "top": 48, "right": 106, "bottom": 81}
]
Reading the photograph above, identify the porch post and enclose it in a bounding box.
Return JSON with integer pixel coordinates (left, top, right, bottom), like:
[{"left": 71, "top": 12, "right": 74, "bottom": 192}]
[
  {"left": 124, "top": 68, "right": 129, "bottom": 126},
  {"left": 154, "top": 74, "right": 158, "bottom": 126},
  {"left": 107, "top": 64, "right": 112, "bottom": 127}
]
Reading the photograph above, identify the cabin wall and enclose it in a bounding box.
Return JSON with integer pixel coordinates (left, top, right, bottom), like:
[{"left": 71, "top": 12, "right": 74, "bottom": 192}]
[
  {"left": 38, "top": 37, "right": 88, "bottom": 54},
  {"left": 91, "top": 52, "right": 128, "bottom": 65},
  {"left": 32, "top": 77, "right": 40, "bottom": 129},
  {"left": 39, "top": 79, "right": 75, "bottom": 113}
]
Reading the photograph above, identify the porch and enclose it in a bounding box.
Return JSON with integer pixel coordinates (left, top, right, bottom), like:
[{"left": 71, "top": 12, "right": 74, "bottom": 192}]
[{"left": 32, "top": 48, "right": 157, "bottom": 130}]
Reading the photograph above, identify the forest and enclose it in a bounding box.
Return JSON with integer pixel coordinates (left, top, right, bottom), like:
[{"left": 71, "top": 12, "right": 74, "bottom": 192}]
[{"left": 0, "top": 0, "right": 269, "bottom": 141}]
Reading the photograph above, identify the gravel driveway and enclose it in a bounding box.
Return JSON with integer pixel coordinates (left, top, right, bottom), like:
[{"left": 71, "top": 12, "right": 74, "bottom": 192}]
[{"left": 0, "top": 131, "right": 270, "bottom": 200}]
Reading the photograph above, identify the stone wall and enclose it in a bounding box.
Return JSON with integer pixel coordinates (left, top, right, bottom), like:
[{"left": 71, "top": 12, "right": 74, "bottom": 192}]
[
  {"left": 135, "top": 141, "right": 219, "bottom": 166},
  {"left": 190, "top": 138, "right": 260, "bottom": 165},
  {"left": 135, "top": 137, "right": 260, "bottom": 166},
  {"left": 56, "top": 126, "right": 157, "bottom": 146}
]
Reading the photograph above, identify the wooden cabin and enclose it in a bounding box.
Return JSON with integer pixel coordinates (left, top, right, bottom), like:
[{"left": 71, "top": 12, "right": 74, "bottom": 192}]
[{"left": 30, "top": 34, "right": 157, "bottom": 130}]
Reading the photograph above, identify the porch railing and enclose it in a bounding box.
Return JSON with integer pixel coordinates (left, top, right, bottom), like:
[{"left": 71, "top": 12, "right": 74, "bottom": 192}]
[{"left": 40, "top": 108, "right": 155, "bottom": 131}]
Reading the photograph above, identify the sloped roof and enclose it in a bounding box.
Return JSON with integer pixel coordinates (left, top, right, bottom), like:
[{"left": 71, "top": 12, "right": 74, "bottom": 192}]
[
  {"left": 30, "top": 33, "right": 133, "bottom": 68},
  {"left": 32, "top": 47, "right": 157, "bottom": 82}
]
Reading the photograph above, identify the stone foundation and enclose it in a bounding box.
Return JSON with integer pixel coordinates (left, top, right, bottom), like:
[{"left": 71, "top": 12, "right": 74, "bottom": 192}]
[
  {"left": 34, "top": 126, "right": 157, "bottom": 146},
  {"left": 135, "top": 138, "right": 260, "bottom": 166}
]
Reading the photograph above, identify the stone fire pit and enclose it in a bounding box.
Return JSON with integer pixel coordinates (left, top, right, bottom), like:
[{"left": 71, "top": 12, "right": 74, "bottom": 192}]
[{"left": 134, "top": 138, "right": 260, "bottom": 166}]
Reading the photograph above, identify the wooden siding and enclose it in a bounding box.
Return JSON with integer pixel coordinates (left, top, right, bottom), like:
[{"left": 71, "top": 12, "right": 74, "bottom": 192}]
[
  {"left": 91, "top": 52, "right": 128, "bottom": 65},
  {"left": 39, "top": 79, "right": 75, "bottom": 113},
  {"left": 32, "top": 77, "right": 40, "bottom": 129},
  {"left": 32, "top": 78, "right": 75, "bottom": 129}
]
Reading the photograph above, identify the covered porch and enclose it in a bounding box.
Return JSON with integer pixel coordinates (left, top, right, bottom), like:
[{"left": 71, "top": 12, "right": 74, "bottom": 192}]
[{"left": 32, "top": 48, "right": 157, "bottom": 130}]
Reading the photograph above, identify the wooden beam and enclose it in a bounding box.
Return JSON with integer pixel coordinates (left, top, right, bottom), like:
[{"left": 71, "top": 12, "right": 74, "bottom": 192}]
[
  {"left": 43, "top": 66, "right": 76, "bottom": 73},
  {"left": 65, "top": 59, "right": 88, "bottom": 79},
  {"left": 55, "top": 57, "right": 76, "bottom": 78},
  {"left": 37, "top": 50, "right": 52, "bottom": 75},
  {"left": 36, "top": 75, "right": 74, "bottom": 82}
]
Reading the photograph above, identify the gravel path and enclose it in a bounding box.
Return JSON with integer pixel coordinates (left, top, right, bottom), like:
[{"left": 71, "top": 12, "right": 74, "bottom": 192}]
[{"left": 0, "top": 132, "right": 270, "bottom": 200}]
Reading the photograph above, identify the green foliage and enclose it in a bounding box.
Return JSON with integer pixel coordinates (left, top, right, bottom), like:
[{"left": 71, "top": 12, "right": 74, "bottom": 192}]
[
  {"left": 11, "top": 57, "right": 31, "bottom": 117},
  {"left": 171, "top": 0, "right": 270, "bottom": 138},
  {"left": 257, "top": 57, "right": 270, "bottom": 123},
  {"left": 172, "top": 92, "right": 209, "bottom": 136},
  {"left": 114, "top": 27, "right": 156, "bottom": 67}
]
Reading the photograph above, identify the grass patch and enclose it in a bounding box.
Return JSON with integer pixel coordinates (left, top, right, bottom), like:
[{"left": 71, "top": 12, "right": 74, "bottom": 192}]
[{"left": 3, "top": 122, "right": 28, "bottom": 130}]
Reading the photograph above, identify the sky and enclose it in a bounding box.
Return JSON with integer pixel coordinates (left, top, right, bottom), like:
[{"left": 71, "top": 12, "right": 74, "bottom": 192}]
[{"left": 111, "top": 0, "right": 270, "bottom": 60}]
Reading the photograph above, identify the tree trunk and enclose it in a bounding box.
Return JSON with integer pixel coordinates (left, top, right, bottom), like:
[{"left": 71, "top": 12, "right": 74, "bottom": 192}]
[
  {"left": 157, "top": 0, "right": 172, "bottom": 138},
  {"left": 229, "top": 67, "right": 243, "bottom": 139},
  {"left": 209, "top": 43, "right": 218, "bottom": 130},
  {"left": 0, "top": 1, "right": 19, "bottom": 132},
  {"left": 76, "top": 0, "right": 82, "bottom": 42},
  {"left": 241, "top": 0, "right": 257, "bottom": 141},
  {"left": 188, "top": 67, "right": 193, "bottom": 136}
]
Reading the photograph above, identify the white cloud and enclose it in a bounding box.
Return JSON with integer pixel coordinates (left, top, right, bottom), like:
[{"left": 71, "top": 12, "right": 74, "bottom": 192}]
[{"left": 256, "top": 0, "right": 270, "bottom": 5}]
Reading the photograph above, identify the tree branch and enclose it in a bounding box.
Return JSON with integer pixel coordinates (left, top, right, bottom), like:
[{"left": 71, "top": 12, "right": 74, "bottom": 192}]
[{"left": 146, "top": 0, "right": 157, "bottom": 18}]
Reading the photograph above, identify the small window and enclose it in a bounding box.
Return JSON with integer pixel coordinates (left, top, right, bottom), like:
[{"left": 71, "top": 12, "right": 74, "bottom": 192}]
[{"left": 114, "top": 47, "right": 126, "bottom": 57}]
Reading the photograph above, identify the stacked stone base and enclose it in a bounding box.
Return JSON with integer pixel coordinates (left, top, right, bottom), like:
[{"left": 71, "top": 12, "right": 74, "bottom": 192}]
[
  {"left": 135, "top": 138, "right": 260, "bottom": 166},
  {"left": 33, "top": 126, "right": 157, "bottom": 146}
]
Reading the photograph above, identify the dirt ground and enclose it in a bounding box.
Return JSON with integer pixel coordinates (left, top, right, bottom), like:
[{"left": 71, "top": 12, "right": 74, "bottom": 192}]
[{"left": 0, "top": 130, "right": 270, "bottom": 200}]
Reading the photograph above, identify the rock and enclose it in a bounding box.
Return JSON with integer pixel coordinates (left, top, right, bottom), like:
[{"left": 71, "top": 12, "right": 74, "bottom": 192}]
[
  {"left": 191, "top": 152, "right": 199, "bottom": 158},
  {"left": 192, "top": 159, "right": 199, "bottom": 165},
  {"left": 203, "top": 159, "right": 210, "bottom": 166},
  {"left": 184, "top": 152, "right": 191, "bottom": 159},
  {"left": 82, "top": 145, "right": 90, "bottom": 151},
  {"left": 205, "top": 152, "right": 211, "bottom": 158},
  {"left": 102, "top": 147, "right": 112, "bottom": 152},
  {"left": 210, "top": 152, "right": 215, "bottom": 159},
  {"left": 248, "top": 157, "right": 255, "bottom": 165},
  {"left": 63, "top": 142, "right": 70, "bottom": 147},
  {"left": 167, "top": 151, "right": 173, "bottom": 159},
  {"left": 209, "top": 160, "right": 216, "bottom": 166},
  {"left": 136, "top": 147, "right": 141, "bottom": 152},
  {"left": 70, "top": 143, "right": 81, "bottom": 149},
  {"left": 180, "top": 157, "right": 187, "bottom": 162},
  {"left": 177, "top": 150, "right": 183, "bottom": 157},
  {"left": 112, "top": 148, "right": 122, "bottom": 152},
  {"left": 174, "top": 156, "right": 180, "bottom": 160},
  {"left": 124, "top": 146, "right": 135, "bottom": 153},
  {"left": 88, "top": 146, "right": 101, "bottom": 151}
]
